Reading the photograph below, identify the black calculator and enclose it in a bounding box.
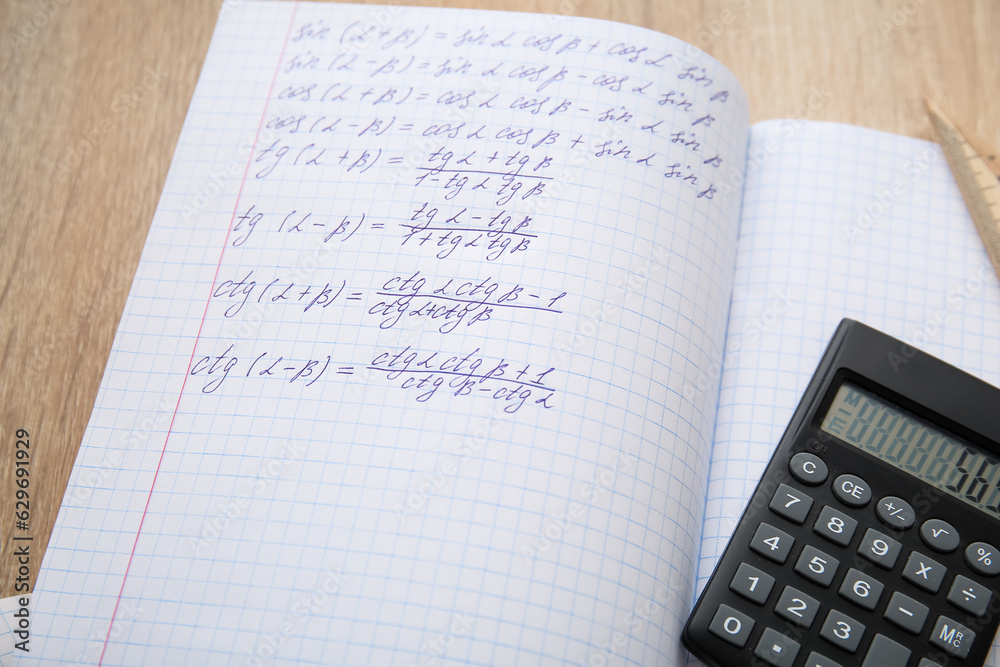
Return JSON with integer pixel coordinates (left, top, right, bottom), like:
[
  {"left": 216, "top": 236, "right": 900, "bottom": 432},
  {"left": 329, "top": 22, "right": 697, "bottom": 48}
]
[{"left": 683, "top": 319, "right": 1000, "bottom": 667}]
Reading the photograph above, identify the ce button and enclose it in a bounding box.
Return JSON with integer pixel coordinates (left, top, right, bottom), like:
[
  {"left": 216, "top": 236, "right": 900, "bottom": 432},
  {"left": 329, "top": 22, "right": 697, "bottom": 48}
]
[{"left": 834, "top": 474, "right": 872, "bottom": 507}]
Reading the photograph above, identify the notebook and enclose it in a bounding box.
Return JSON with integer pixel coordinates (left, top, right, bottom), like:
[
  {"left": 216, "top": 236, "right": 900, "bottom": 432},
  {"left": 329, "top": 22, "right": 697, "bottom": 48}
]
[{"left": 16, "top": 2, "right": 1000, "bottom": 665}]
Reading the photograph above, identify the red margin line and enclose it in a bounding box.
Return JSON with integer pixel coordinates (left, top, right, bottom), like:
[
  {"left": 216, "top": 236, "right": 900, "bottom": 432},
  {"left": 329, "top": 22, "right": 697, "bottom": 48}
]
[{"left": 98, "top": 4, "right": 300, "bottom": 664}]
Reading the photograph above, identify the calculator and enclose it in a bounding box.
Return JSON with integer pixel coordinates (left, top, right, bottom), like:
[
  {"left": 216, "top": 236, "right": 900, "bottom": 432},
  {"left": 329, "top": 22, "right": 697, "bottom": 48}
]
[{"left": 682, "top": 319, "right": 1000, "bottom": 667}]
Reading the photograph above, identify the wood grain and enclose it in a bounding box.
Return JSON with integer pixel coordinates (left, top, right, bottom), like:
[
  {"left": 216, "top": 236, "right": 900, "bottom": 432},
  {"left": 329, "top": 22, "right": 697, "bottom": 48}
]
[{"left": 1, "top": 0, "right": 998, "bottom": 598}]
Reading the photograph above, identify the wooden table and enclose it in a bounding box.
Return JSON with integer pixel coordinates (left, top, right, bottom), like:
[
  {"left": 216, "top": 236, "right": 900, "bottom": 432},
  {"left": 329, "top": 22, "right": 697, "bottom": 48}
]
[{"left": 1, "top": 0, "right": 998, "bottom": 598}]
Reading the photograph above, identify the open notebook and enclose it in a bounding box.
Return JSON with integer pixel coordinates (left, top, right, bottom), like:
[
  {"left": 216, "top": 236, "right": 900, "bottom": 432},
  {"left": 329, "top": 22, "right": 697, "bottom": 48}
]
[{"left": 19, "top": 2, "right": 1000, "bottom": 665}]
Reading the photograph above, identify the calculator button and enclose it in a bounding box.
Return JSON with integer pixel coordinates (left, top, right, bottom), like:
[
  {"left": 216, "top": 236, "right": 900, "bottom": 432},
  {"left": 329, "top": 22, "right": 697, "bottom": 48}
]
[
  {"left": 917, "top": 660, "right": 945, "bottom": 667},
  {"left": 754, "top": 627, "right": 800, "bottom": 667},
  {"left": 790, "top": 452, "right": 828, "bottom": 485},
  {"left": 876, "top": 496, "right": 914, "bottom": 529},
  {"left": 860, "top": 634, "right": 909, "bottom": 667},
  {"left": 708, "top": 604, "right": 755, "bottom": 647},
  {"left": 769, "top": 484, "right": 814, "bottom": 524},
  {"left": 804, "top": 652, "right": 844, "bottom": 667},
  {"left": 883, "top": 591, "right": 929, "bottom": 634},
  {"left": 751, "top": 523, "right": 795, "bottom": 564},
  {"left": 919, "top": 518, "right": 959, "bottom": 553},
  {"left": 946, "top": 574, "right": 992, "bottom": 616},
  {"left": 929, "top": 615, "right": 975, "bottom": 659},
  {"left": 857, "top": 528, "right": 901, "bottom": 569},
  {"left": 833, "top": 474, "right": 871, "bottom": 507},
  {"left": 819, "top": 609, "right": 865, "bottom": 653},
  {"left": 838, "top": 568, "right": 884, "bottom": 610},
  {"left": 813, "top": 506, "right": 857, "bottom": 547},
  {"left": 774, "top": 585, "right": 820, "bottom": 628},
  {"left": 965, "top": 541, "right": 1000, "bottom": 576},
  {"left": 794, "top": 545, "right": 840, "bottom": 587},
  {"left": 730, "top": 562, "right": 775, "bottom": 605},
  {"left": 902, "top": 551, "right": 946, "bottom": 593}
]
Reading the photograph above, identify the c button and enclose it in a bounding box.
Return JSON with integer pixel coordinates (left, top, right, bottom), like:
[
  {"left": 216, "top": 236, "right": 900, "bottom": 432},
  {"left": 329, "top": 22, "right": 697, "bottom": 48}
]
[{"left": 790, "top": 452, "right": 828, "bottom": 486}]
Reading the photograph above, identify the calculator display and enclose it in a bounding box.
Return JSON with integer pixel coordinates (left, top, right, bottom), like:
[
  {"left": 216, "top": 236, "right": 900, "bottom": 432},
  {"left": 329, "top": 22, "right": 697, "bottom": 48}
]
[{"left": 821, "top": 382, "right": 1000, "bottom": 520}]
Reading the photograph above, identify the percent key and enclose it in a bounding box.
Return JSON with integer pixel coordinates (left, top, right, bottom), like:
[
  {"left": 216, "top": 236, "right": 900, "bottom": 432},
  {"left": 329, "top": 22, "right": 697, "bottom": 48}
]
[{"left": 966, "top": 542, "right": 1000, "bottom": 577}]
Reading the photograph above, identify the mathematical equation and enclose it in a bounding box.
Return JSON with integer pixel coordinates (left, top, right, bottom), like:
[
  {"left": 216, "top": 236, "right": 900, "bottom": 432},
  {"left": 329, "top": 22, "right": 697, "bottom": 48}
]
[
  {"left": 189, "top": 342, "right": 557, "bottom": 413},
  {"left": 254, "top": 124, "right": 724, "bottom": 194},
  {"left": 191, "top": 7, "right": 746, "bottom": 422},
  {"left": 230, "top": 201, "right": 538, "bottom": 264},
  {"left": 369, "top": 345, "right": 557, "bottom": 413},
  {"left": 211, "top": 267, "right": 566, "bottom": 335}
]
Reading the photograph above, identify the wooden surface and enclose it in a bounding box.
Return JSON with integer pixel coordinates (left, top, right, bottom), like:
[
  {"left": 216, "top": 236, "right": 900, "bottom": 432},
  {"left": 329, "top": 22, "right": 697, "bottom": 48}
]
[{"left": 0, "top": 0, "right": 998, "bottom": 598}]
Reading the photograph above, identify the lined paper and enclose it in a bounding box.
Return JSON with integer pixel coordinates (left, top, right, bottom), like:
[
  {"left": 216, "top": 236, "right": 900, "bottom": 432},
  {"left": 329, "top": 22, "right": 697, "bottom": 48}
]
[
  {"left": 698, "top": 120, "right": 1000, "bottom": 665},
  {"left": 25, "top": 2, "right": 749, "bottom": 665}
]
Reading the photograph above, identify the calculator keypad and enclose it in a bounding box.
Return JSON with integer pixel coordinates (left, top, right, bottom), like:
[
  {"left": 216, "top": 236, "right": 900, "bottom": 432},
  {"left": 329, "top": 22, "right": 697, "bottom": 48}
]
[{"left": 687, "top": 448, "right": 1000, "bottom": 667}]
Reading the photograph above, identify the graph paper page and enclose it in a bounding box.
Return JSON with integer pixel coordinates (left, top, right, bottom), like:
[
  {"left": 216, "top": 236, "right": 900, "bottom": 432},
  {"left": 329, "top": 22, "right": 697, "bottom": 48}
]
[
  {"left": 697, "top": 120, "right": 1000, "bottom": 664},
  {"left": 26, "top": 2, "right": 749, "bottom": 665}
]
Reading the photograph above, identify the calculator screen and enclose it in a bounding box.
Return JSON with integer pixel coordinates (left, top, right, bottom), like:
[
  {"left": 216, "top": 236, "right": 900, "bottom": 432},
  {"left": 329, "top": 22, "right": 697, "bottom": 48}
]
[{"left": 820, "top": 382, "right": 1000, "bottom": 520}]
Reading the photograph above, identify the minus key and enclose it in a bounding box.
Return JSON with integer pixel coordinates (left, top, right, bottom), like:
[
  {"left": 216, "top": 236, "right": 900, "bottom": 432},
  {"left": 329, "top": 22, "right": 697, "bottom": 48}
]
[{"left": 883, "top": 591, "right": 928, "bottom": 635}]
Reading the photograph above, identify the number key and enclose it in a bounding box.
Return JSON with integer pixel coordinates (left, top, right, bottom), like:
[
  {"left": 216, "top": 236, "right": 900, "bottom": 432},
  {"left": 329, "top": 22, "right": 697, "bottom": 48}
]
[
  {"left": 820, "top": 609, "right": 865, "bottom": 654},
  {"left": 794, "top": 544, "right": 840, "bottom": 587},
  {"left": 769, "top": 484, "right": 814, "bottom": 524},
  {"left": 751, "top": 523, "right": 795, "bottom": 564},
  {"left": 730, "top": 562, "right": 775, "bottom": 605},
  {"left": 857, "top": 528, "right": 901, "bottom": 569},
  {"left": 708, "top": 604, "right": 755, "bottom": 648},
  {"left": 775, "top": 585, "right": 820, "bottom": 628},
  {"left": 838, "top": 568, "right": 884, "bottom": 611},
  {"left": 813, "top": 505, "right": 858, "bottom": 547}
]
